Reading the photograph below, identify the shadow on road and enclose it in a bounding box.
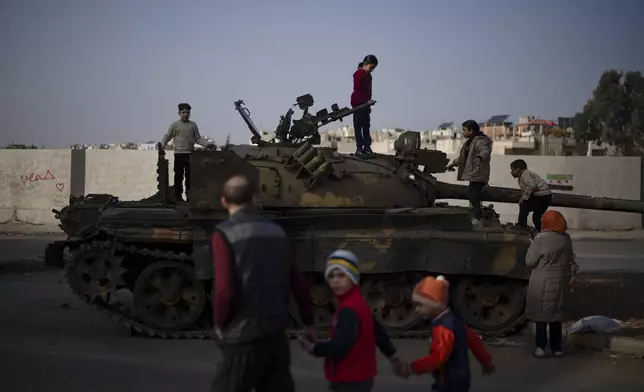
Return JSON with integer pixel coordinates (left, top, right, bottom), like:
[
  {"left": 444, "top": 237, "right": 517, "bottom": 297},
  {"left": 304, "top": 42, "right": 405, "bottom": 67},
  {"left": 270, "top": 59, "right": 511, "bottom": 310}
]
[{"left": 0, "top": 260, "right": 57, "bottom": 276}]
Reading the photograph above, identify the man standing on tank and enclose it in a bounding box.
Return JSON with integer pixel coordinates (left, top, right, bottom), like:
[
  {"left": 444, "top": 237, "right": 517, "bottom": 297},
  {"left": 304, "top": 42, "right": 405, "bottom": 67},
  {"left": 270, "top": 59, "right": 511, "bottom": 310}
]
[
  {"left": 210, "top": 174, "right": 316, "bottom": 392},
  {"left": 446, "top": 120, "right": 493, "bottom": 229},
  {"left": 160, "top": 103, "right": 214, "bottom": 202}
]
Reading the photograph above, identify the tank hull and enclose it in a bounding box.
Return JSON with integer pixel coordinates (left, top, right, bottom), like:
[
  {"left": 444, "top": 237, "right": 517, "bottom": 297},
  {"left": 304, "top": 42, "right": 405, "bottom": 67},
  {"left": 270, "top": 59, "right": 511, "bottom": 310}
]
[{"left": 54, "top": 198, "right": 531, "bottom": 339}]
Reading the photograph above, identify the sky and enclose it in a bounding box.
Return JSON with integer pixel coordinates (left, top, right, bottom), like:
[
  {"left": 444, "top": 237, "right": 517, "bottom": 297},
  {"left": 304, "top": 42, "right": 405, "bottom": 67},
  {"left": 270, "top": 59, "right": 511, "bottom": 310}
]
[{"left": 1, "top": 0, "right": 643, "bottom": 148}]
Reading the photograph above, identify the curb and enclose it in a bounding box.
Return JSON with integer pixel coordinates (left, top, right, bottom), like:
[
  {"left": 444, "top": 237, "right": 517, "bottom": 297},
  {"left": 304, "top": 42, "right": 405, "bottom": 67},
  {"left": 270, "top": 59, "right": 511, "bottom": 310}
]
[
  {"left": 567, "top": 333, "right": 644, "bottom": 357},
  {"left": 522, "top": 321, "right": 644, "bottom": 357},
  {"left": 567, "top": 231, "right": 644, "bottom": 241},
  {"left": 0, "top": 231, "right": 65, "bottom": 238}
]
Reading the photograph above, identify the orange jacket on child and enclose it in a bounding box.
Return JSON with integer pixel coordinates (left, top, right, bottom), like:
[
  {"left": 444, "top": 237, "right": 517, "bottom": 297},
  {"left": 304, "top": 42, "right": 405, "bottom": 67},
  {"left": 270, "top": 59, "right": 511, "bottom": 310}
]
[{"left": 410, "top": 309, "right": 493, "bottom": 392}]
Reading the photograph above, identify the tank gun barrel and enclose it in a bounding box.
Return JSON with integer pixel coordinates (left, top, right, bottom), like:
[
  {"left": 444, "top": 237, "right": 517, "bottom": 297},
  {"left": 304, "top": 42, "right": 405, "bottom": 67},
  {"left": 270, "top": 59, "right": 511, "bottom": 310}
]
[
  {"left": 316, "top": 100, "right": 376, "bottom": 127},
  {"left": 435, "top": 182, "right": 644, "bottom": 214},
  {"left": 233, "top": 100, "right": 263, "bottom": 144},
  {"left": 289, "top": 99, "right": 377, "bottom": 142}
]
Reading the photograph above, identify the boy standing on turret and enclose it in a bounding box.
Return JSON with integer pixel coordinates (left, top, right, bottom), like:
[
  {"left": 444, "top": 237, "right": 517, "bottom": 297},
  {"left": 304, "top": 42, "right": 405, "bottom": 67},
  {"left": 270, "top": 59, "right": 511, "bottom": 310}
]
[
  {"left": 446, "top": 120, "right": 493, "bottom": 229},
  {"left": 160, "top": 103, "right": 214, "bottom": 202}
]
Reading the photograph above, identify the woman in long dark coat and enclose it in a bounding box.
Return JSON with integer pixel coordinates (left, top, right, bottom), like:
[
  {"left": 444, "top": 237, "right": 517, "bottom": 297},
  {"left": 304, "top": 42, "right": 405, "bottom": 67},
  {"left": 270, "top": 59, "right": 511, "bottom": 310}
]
[{"left": 524, "top": 210, "right": 579, "bottom": 358}]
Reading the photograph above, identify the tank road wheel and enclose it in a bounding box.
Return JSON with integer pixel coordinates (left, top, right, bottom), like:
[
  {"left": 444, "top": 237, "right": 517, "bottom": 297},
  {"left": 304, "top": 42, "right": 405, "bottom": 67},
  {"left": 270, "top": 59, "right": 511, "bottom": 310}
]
[
  {"left": 362, "top": 273, "right": 424, "bottom": 332},
  {"left": 451, "top": 277, "right": 526, "bottom": 337},
  {"left": 65, "top": 242, "right": 125, "bottom": 304},
  {"left": 133, "top": 261, "right": 206, "bottom": 332}
]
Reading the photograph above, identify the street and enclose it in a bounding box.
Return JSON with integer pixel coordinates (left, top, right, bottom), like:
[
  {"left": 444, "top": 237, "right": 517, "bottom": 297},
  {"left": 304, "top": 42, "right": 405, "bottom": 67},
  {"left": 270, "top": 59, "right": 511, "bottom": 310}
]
[
  {"left": 1, "top": 270, "right": 643, "bottom": 392},
  {"left": 573, "top": 239, "right": 644, "bottom": 272},
  {"left": 0, "top": 236, "right": 643, "bottom": 391},
  {"left": 0, "top": 236, "right": 63, "bottom": 274}
]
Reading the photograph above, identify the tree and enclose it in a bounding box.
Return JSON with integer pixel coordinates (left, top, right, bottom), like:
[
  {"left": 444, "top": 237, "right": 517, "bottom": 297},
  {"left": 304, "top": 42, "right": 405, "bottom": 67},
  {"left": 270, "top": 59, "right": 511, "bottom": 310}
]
[
  {"left": 571, "top": 110, "right": 594, "bottom": 154},
  {"left": 4, "top": 143, "right": 38, "bottom": 149},
  {"left": 574, "top": 69, "right": 644, "bottom": 156},
  {"left": 223, "top": 133, "right": 232, "bottom": 150}
]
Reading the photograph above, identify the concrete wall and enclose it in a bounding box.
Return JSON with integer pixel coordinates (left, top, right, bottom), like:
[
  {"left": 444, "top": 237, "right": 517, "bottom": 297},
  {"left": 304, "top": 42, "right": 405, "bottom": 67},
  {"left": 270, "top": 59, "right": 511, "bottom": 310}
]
[
  {"left": 0, "top": 149, "right": 642, "bottom": 230},
  {"left": 84, "top": 150, "right": 174, "bottom": 201},
  {"left": 0, "top": 149, "right": 71, "bottom": 224}
]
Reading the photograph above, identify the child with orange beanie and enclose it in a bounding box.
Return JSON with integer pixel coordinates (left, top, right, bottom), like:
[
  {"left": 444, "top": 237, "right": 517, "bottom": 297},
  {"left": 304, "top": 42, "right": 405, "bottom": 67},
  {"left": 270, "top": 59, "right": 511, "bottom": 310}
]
[{"left": 405, "top": 275, "right": 495, "bottom": 392}]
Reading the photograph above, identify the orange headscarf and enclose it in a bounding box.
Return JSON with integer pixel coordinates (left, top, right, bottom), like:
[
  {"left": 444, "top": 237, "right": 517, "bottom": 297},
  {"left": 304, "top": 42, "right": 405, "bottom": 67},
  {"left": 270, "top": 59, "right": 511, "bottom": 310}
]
[{"left": 541, "top": 210, "right": 567, "bottom": 233}]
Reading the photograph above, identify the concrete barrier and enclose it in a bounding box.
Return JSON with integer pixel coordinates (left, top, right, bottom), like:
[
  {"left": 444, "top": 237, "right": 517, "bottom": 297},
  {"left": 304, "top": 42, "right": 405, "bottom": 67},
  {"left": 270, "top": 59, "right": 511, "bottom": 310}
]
[
  {"left": 0, "top": 149, "right": 71, "bottom": 225},
  {"left": 0, "top": 149, "right": 642, "bottom": 230},
  {"left": 84, "top": 150, "right": 175, "bottom": 200}
]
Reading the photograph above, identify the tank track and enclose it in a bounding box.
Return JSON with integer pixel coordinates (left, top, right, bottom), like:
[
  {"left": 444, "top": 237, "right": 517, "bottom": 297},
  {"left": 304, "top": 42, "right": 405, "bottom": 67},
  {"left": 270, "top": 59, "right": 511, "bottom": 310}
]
[{"left": 65, "top": 240, "right": 523, "bottom": 340}]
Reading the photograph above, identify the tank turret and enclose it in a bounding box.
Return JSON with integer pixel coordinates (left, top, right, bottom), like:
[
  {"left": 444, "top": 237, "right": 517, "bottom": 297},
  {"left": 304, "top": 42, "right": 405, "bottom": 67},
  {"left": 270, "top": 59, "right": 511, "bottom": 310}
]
[
  {"left": 182, "top": 120, "right": 644, "bottom": 215},
  {"left": 234, "top": 94, "right": 376, "bottom": 146}
]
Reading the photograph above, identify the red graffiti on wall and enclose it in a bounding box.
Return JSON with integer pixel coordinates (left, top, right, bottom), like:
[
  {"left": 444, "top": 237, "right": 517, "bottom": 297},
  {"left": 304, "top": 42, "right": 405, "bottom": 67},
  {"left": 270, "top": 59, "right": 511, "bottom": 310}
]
[
  {"left": 21, "top": 170, "right": 55, "bottom": 184},
  {"left": 20, "top": 170, "right": 65, "bottom": 192}
]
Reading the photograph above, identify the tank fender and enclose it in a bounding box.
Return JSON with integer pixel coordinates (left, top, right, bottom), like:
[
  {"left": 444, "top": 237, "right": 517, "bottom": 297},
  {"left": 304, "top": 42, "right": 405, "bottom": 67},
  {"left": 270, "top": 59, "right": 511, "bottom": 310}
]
[{"left": 45, "top": 227, "right": 107, "bottom": 268}]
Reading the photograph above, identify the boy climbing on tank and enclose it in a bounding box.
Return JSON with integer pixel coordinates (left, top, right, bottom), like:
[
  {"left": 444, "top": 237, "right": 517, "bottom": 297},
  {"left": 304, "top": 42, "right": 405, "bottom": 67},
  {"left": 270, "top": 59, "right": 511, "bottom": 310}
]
[
  {"left": 297, "top": 250, "right": 407, "bottom": 392},
  {"left": 401, "top": 275, "right": 496, "bottom": 392},
  {"left": 445, "top": 120, "right": 493, "bottom": 229},
  {"left": 510, "top": 159, "right": 552, "bottom": 232},
  {"left": 351, "top": 55, "right": 378, "bottom": 158}
]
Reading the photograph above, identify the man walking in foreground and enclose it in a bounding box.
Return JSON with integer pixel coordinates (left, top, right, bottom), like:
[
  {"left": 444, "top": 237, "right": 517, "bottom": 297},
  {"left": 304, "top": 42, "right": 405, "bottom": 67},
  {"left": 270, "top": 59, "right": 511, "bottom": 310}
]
[
  {"left": 160, "top": 102, "right": 215, "bottom": 202},
  {"left": 210, "top": 174, "right": 316, "bottom": 392}
]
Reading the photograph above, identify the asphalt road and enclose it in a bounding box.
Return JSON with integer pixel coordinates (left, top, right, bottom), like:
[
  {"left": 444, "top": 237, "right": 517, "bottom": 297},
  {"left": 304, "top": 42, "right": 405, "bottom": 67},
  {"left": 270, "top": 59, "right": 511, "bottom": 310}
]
[
  {"left": 1, "top": 237, "right": 644, "bottom": 391},
  {"left": 573, "top": 239, "right": 644, "bottom": 272},
  {"left": 0, "top": 270, "right": 643, "bottom": 392}
]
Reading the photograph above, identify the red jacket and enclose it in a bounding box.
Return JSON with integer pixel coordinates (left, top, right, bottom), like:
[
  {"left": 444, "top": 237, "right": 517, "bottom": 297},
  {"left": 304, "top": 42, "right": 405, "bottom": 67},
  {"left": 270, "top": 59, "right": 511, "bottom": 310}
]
[
  {"left": 324, "top": 286, "right": 377, "bottom": 383},
  {"left": 350, "top": 69, "right": 372, "bottom": 107}
]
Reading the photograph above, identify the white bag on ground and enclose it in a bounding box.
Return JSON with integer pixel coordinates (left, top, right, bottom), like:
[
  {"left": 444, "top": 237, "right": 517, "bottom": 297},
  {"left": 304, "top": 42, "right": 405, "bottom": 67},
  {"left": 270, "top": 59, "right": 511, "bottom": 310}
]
[{"left": 568, "top": 315, "right": 622, "bottom": 334}]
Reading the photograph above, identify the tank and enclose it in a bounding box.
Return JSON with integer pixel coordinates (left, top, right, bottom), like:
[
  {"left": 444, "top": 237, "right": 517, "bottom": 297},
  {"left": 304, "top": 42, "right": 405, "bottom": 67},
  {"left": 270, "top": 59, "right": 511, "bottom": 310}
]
[{"left": 46, "top": 94, "right": 644, "bottom": 340}]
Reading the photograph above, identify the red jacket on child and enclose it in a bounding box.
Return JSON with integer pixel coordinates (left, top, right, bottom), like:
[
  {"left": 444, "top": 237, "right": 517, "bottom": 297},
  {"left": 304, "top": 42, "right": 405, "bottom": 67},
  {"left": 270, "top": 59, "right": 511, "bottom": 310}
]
[
  {"left": 350, "top": 69, "right": 372, "bottom": 107},
  {"left": 325, "top": 285, "right": 376, "bottom": 382}
]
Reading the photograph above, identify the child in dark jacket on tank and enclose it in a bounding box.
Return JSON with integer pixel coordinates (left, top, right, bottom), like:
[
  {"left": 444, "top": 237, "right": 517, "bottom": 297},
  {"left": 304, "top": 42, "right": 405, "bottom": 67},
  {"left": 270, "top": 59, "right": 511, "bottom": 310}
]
[
  {"left": 297, "top": 249, "right": 406, "bottom": 392},
  {"left": 404, "top": 275, "right": 496, "bottom": 392}
]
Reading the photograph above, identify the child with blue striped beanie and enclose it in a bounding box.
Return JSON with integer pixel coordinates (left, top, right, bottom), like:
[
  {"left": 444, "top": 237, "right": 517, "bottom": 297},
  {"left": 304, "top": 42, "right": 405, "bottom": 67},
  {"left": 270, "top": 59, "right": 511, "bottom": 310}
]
[
  {"left": 298, "top": 249, "right": 407, "bottom": 391},
  {"left": 324, "top": 249, "right": 361, "bottom": 285}
]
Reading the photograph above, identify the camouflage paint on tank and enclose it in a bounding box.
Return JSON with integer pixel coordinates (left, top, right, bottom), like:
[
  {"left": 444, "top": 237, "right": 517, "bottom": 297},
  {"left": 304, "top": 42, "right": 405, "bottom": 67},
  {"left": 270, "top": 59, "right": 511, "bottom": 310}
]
[
  {"left": 298, "top": 226, "right": 531, "bottom": 280},
  {"left": 298, "top": 193, "right": 366, "bottom": 207}
]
